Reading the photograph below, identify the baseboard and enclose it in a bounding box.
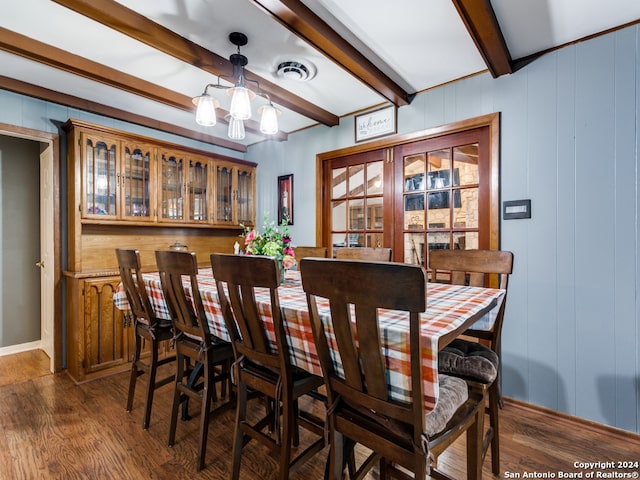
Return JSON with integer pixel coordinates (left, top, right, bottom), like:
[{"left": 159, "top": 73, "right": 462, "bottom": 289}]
[
  {"left": 0, "top": 341, "right": 42, "bottom": 357},
  {"left": 504, "top": 396, "right": 640, "bottom": 444}
]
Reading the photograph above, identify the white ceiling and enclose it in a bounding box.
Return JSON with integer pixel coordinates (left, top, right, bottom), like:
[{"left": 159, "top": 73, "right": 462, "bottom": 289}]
[{"left": 2, "top": 0, "right": 639, "bottom": 150}]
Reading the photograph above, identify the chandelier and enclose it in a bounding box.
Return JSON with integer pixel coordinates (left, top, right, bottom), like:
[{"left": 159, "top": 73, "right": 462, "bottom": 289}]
[{"left": 192, "top": 32, "right": 280, "bottom": 140}]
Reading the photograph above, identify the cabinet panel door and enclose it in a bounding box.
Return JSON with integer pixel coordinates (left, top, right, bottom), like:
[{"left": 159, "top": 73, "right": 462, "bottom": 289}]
[
  {"left": 214, "top": 162, "right": 234, "bottom": 224},
  {"left": 187, "top": 156, "right": 210, "bottom": 223},
  {"left": 121, "top": 142, "right": 154, "bottom": 221},
  {"left": 158, "top": 150, "right": 185, "bottom": 222},
  {"left": 81, "top": 133, "right": 119, "bottom": 219},
  {"left": 236, "top": 165, "right": 255, "bottom": 226},
  {"left": 83, "top": 276, "right": 127, "bottom": 374}
]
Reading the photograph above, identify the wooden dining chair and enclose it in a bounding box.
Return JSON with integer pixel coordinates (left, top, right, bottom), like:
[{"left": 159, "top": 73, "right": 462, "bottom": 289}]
[
  {"left": 116, "top": 248, "right": 176, "bottom": 430},
  {"left": 155, "top": 250, "right": 234, "bottom": 472},
  {"left": 293, "top": 246, "right": 328, "bottom": 259},
  {"left": 429, "top": 249, "right": 513, "bottom": 476},
  {"left": 210, "top": 253, "right": 326, "bottom": 480},
  {"left": 300, "top": 258, "right": 486, "bottom": 480},
  {"left": 333, "top": 246, "right": 392, "bottom": 261}
]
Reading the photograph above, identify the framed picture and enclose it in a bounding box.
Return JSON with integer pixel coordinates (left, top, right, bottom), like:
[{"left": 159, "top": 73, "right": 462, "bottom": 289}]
[
  {"left": 355, "top": 105, "right": 397, "bottom": 142},
  {"left": 278, "top": 174, "right": 293, "bottom": 225}
]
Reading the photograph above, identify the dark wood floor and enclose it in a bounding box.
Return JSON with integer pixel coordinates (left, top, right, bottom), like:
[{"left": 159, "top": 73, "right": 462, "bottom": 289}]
[{"left": 0, "top": 350, "right": 638, "bottom": 479}]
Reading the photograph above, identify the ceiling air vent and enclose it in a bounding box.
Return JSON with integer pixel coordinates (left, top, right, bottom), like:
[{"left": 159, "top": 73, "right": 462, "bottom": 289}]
[{"left": 275, "top": 60, "right": 316, "bottom": 82}]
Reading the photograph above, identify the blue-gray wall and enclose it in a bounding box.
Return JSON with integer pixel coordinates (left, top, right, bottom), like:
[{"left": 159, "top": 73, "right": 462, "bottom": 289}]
[{"left": 248, "top": 25, "right": 640, "bottom": 433}]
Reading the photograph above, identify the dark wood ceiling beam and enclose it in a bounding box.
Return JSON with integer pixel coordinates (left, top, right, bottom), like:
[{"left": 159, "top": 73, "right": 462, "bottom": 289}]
[
  {"left": 251, "top": 0, "right": 415, "bottom": 106},
  {"left": 0, "top": 27, "right": 287, "bottom": 142},
  {"left": 52, "top": 0, "right": 339, "bottom": 127},
  {"left": 0, "top": 75, "right": 247, "bottom": 152},
  {"left": 451, "top": 0, "right": 512, "bottom": 77}
]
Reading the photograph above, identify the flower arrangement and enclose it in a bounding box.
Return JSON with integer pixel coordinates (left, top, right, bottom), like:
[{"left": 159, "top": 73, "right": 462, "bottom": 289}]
[{"left": 241, "top": 213, "right": 296, "bottom": 271}]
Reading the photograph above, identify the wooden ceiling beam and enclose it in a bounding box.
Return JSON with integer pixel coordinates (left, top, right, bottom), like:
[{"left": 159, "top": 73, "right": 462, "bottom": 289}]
[
  {"left": 52, "top": 0, "right": 339, "bottom": 127},
  {"left": 0, "top": 27, "right": 287, "bottom": 142},
  {"left": 451, "top": 0, "right": 513, "bottom": 77},
  {"left": 0, "top": 75, "right": 248, "bottom": 152},
  {"left": 251, "top": 0, "right": 415, "bottom": 107}
]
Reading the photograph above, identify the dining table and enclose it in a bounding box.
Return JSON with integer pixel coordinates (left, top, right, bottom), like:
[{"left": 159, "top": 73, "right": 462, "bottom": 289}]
[{"left": 113, "top": 267, "right": 504, "bottom": 413}]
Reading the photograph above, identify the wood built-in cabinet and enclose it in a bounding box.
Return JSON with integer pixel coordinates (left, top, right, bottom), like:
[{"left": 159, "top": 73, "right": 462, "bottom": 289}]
[{"left": 63, "top": 119, "right": 256, "bottom": 382}]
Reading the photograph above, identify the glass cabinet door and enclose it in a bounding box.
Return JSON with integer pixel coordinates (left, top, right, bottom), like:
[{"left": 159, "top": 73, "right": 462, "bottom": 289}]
[
  {"left": 215, "top": 163, "right": 233, "bottom": 224},
  {"left": 82, "top": 134, "right": 118, "bottom": 219},
  {"left": 187, "top": 157, "right": 208, "bottom": 222},
  {"left": 158, "top": 151, "right": 185, "bottom": 222},
  {"left": 236, "top": 165, "right": 254, "bottom": 226},
  {"left": 121, "top": 142, "right": 152, "bottom": 221}
]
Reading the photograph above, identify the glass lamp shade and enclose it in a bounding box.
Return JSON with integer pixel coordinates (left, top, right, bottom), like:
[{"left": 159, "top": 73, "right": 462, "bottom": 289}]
[
  {"left": 193, "top": 94, "right": 219, "bottom": 126},
  {"left": 228, "top": 86, "right": 254, "bottom": 120},
  {"left": 227, "top": 115, "right": 246, "bottom": 140},
  {"left": 258, "top": 103, "right": 280, "bottom": 135}
]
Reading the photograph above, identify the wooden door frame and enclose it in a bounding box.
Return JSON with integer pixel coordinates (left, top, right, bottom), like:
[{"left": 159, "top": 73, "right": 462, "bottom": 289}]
[
  {"left": 315, "top": 112, "right": 501, "bottom": 251},
  {"left": 0, "top": 122, "right": 62, "bottom": 372}
]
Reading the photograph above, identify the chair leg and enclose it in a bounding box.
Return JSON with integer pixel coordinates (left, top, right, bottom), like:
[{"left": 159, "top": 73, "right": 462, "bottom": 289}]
[
  {"left": 489, "top": 383, "right": 500, "bottom": 475},
  {"left": 168, "top": 351, "right": 185, "bottom": 448},
  {"left": 196, "top": 361, "right": 213, "bottom": 471},
  {"left": 278, "top": 391, "right": 295, "bottom": 480},
  {"left": 142, "top": 339, "right": 159, "bottom": 429},
  {"left": 328, "top": 429, "right": 345, "bottom": 480},
  {"left": 466, "top": 402, "right": 485, "bottom": 480},
  {"left": 126, "top": 334, "right": 142, "bottom": 412},
  {"left": 292, "top": 400, "right": 300, "bottom": 446},
  {"left": 230, "top": 379, "right": 248, "bottom": 480}
]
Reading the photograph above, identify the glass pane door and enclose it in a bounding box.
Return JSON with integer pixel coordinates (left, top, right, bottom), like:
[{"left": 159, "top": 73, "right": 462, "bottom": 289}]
[
  {"left": 396, "top": 131, "right": 485, "bottom": 271},
  {"left": 159, "top": 151, "right": 184, "bottom": 221},
  {"left": 83, "top": 134, "right": 117, "bottom": 218},
  {"left": 216, "top": 163, "right": 233, "bottom": 224},
  {"left": 187, "top": 158, "right": 208, "bottom": 222},
  {"left": 236, "top": 166, "right": 254, "bottom": 226},
  {"left": 328, "top": 150, "right": 388, "bottom": 257},
  {"left": 121, "top": 143, "right": 152, "bottom": 220}
]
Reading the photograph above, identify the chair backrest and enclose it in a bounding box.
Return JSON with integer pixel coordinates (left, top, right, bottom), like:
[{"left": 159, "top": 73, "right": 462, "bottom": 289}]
[
  {"left": 210, "top": 253, "right": 286, "bottom": 372},
  {"left": 428, "top": 249, "right": 512, "bottom": 289},
  {"left": 429, "top": 249, "right": 513, "bottom": 348},
  {"left": 116, "top": 248, "right": 157, "bottom": 327},
  {"left": 155, "top": 250, "right": 211, "bottom": 343},
  {"left": 334, "top": 247, "right": 392, "bottom": 261},
  {"left": 300, "top": 258, "right": 427, "bottom": 439},
  {"left": 293, "top": 246, "right": 328, "bottom": 259}
]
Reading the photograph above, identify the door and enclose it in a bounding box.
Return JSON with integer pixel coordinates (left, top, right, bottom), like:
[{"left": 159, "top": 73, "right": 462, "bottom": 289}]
[
  {"left": 393, "top": 127, "right": 491, "bottom": 268},
  {"left": 0, "top": 136, "right": 41, "bottom": 352},
  {"left": 40, "top": 145, "right": 55, "bottom": 371},
  {"left": 323, "top": 149, "right": 393, "bottom": 257}
]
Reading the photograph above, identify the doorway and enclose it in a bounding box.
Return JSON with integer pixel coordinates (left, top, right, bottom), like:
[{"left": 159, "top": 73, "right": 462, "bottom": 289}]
[{"left": 0, "top": 124, "right": 61, "bottom": 373}]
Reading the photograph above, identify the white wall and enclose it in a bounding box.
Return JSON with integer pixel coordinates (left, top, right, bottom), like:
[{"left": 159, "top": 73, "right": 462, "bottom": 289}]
[{"left": 247, "top": 25, "right": 640, "bottom": 433}]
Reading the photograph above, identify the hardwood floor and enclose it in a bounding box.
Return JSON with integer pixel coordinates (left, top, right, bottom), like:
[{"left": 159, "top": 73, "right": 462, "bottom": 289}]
[{"left": 0, "top": 350, "right": 638, "bottom": 479}]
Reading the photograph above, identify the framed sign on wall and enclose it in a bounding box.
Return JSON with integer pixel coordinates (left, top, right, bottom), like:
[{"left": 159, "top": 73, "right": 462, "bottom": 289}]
[{"left": 355, "top": 105, "right": 397, "bottom": 142}]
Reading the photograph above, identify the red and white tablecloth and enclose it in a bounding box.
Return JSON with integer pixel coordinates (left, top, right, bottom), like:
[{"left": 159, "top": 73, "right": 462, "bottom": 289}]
[{"left": 114, "top": 268, "right": 503, "bottom": 413}]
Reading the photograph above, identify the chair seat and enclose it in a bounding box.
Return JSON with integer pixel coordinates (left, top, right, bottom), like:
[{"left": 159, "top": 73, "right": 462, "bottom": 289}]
[
  {"left": 438, "top": 338, "right": 499, "bottom": 384},
  {"left": 425, "top": 374, "right": 470, "bottom": 436},
  {"left": 137, "top": 321, "right": 173, "bottom": 341}
]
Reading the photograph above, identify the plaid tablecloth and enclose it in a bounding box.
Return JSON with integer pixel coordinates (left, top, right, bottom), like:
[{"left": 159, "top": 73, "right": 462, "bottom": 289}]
[{"left": 114, "top": 268, "right": 503, "bottom": 413}]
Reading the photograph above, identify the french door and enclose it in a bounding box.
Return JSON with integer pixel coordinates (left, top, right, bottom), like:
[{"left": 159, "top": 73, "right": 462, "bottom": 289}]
[
  {"left": 393, "top": 126, "right": 492, "bottom": 267},
  {"left": 320, "top": 114, "right": 499, "bottom": 264}
]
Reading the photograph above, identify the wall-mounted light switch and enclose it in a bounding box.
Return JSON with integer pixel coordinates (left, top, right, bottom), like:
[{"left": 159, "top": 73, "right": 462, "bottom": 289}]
[{"left": 503, "top": 199, "right": 531, "bottom": 219}]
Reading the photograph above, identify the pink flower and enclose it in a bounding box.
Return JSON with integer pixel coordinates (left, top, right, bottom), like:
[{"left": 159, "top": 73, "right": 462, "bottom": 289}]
[
  {"left": 283, "top": 246, "right": 294, "bottom": 257},
  {"left": 283, "top": 255, "right": 296, "bottom": 270},
  {"left": 244, "top": 229, "right": 255, "bottom": 245}
]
